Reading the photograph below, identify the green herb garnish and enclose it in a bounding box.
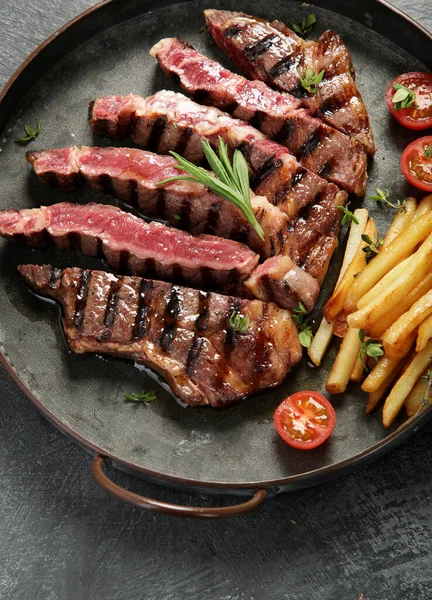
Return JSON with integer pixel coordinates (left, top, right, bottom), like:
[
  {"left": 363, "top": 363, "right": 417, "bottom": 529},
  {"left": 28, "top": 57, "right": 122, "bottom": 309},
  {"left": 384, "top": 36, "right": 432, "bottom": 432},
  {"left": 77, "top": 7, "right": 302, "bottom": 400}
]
[
  {"left": 392, "top": 82, "right": 416, "bottom": 111},
  {"left": 298, "top": 67, "right": 325, "bottom": 94},
  {"left": 369, "top": 188, "right": 407, "bottom": 213},
  {"left": 358, "top": 330, "right": 384, "bottom": 369},
  {"left": 292, "top": 13, "right": 316, "bottom": 37},
  {"left": 124, "top": 390, "right": 157, "bottom": 403},
  {"left": 292, "top": 303, "right": 313, "bottom": 348},
  {"left": 228, "top": 310, "right": 250, "bottom": 333},
  {"left": 338, "top": 204, "right": 359, "bottom": 226},
  {"left": 425, "top": 145, "right": 432, "bottom": 160},
  {"left": 361, "top": 234, "right": 384, "bottom": 262},
  {"left": 157, "top": 137, "right": 264, "bottom": 240},
  {"left": 419, "top": 367, "right": 432, "bottom": 409},
  {"left": 16, "top": 120, "right": 40, "bottom": 143}
]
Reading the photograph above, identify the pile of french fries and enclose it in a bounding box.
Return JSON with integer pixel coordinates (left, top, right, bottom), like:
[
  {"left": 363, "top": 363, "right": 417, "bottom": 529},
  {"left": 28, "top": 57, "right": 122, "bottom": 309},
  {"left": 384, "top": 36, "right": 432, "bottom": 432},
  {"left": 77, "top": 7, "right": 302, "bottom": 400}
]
[{"left": 308, "top": 194, "right": 432, "bottom": 428}]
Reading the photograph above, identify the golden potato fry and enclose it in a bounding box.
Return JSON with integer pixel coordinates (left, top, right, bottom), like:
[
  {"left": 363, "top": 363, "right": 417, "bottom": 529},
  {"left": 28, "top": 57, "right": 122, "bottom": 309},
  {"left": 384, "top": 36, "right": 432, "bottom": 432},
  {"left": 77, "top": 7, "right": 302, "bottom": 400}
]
[
  {"left": 347, "top": 233, "right": 432, "bottom": 332},
  {"left": 356, "top": 256, "right": 411, "bottom": 310},
  {"left": 364, "top": 271, "right": 432, "bottom": 339},
  {"left": 382, "top": 340, "right": 432, "bottom": 428},
  {"left": 416, "top": 313, "right": 432, "bottom": 352},
  {"left": 332, "top": 311, "right": 348, "bottom": 338},
  {"left": 324, "top": 218, "right": 377, "bottom": 322},
  {"left": 383, "top": 289, "right": 432, "bottom": 360},
  {"left": 307, "top": 209, "right": 368, "bottom": 367},
  {"left": 366, "top": 388, "right": 387, "bottom": 414},
  {"left": 326, "top": 327, "right": 361, "bottom": 394},
  {"left": 404, "top": 373, "right": 429, "bottom": 417},
  {"left": 345, "top": 212, "right": 432, "bottom": 313},
  {"left": 413, "top": 194, "right": 432, "bottom": 221},
  {"left": 381, "top": 197, "right": 416, "bottom": 248},
  {"left": 350, "top": 355, "right": 365, "bottom": 382},
  {"left": 362, "top": 356, "right": 404, "bottom": 394}
]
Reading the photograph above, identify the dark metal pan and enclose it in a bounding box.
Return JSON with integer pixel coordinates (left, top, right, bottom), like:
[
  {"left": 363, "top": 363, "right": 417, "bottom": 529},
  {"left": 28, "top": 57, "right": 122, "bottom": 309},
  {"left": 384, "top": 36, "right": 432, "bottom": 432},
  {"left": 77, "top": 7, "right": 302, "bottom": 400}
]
[{"left": 0, "top": 0, "right": 431, "bottom": 518}]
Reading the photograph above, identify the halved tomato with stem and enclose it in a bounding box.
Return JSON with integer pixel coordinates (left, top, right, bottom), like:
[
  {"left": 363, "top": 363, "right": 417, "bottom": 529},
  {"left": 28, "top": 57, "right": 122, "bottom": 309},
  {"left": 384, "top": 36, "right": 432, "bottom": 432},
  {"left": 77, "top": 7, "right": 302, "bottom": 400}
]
[
  {"left": 400, "top": 136, "right": 432, "bottom": 192},
  {"left": 274, "top": 391, "right": 336, "bottom": 450},
  {"left": 386, "top": 72, "right": 432, "bottom": 130}
]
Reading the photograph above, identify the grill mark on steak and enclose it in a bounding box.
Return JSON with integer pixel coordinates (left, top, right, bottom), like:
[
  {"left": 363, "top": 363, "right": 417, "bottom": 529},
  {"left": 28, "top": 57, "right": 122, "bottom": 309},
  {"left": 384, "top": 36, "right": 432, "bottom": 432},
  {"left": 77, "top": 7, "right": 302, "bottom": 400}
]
[
  {"left": 205, "top": 201, "right": 221, "bottom": 235},
  {"left": 159, "top": 285, "right": 181, "bottom": 353},
  {"left": 252, "top": 303, "right": 269, "bottom": 378},
  {"left": 249, "top": 110, "right": 266, "bottom": 129},
  {"left": 195, "top": 290, "right": 210, "bottom": 332},
  {"left": 128, "top": 179, "right": 139, "bottom": 207},
  {"left": 156, "top": 188, "right": 166, "bottom": 218},
  {"left": 49, "top": 266, "right": 63, "bottom": 289},
  {"left": 132, "top": 278, "right": 153, "bottom": 339},
  {"left": 174, "top": 126, "right": 194, "bottom": 155},
  {"left": 103, "top": 277, "right": 122, "bottom": 329},
  {"left": 250, "top": 157, "right": 284, "bottom": 189},
  {"left": 244, "top": 34, "right": 278, "bottom": 61},
  {"left": 185, "top": 336, "right": 205, "bottom": 376},
  {"left": 298, "top": 129, "right": 322, "bottom": 159},
  {"left": 98, "top": 174, "right": 116, "bottom": 196},
  {"left": 223, "top": 25, "right": 241, "bottom": 38},
  {"left": 148, "top": 116, "right": 167, "bottom": 152},
  {"left": 73, "top": 269, "right": 92, "bottom": 329},
  {"left": 178, "top": 197, "right": 192, "bottom": 230},
  {"left": 224, "top": 298, "right": 240, "bottom": 362},
  {"left": 268, "top": 56, "right": 296, "bottom": 80}
]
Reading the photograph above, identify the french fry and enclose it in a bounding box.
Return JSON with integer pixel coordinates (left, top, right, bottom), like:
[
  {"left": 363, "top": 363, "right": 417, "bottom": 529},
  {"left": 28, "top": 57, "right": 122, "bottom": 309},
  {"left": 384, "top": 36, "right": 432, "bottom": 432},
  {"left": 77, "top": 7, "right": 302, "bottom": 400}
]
[
  {"left": 413, "top": 194, "right": 432, "bottom": 221},
  {"left": 344, "top": 212, "right": 432, "bottom": 313},
  {"left": 382, "top": 340, "right": 432, "bottom": 428},
  {"left": 307, "top": 209, "right": 368, "bottom": 367},
  {"left": 404, "top": 374, "right": 429, "bottom": 417},
  {"left": 326, "top": 327, "right": 361, "bottom": 394},
  {"left": 323, "top": 218, "right": 377, "bottom": 323},
  {"left": 347, "top": 232, "right": 432, "bottom": 332},
  {"left": 381, "top": 197, "right": 416, "bottom": 248},
  {"left": 366, "top": 388, "right": 388, "bottom": 414},
  {"left": 362, "top": 356, "right": 405, "bottom": 394},
  {"left": 350, "top": 355, "right": 365, "bottom": 382},
  {"left": 416, "top": 313, "right": 432, "bottom": 352},
  {"left": 332, "top": 311, "right": 348, "bottom": 338},
  {"left": 363, "top": 271, "right": 432, "bottom": 339},
  {"left": 356, "top": 256, "right": 412, "bottom": 310},
  {"left": 383, "top": 289, "right": 432, "bottom": 360}
]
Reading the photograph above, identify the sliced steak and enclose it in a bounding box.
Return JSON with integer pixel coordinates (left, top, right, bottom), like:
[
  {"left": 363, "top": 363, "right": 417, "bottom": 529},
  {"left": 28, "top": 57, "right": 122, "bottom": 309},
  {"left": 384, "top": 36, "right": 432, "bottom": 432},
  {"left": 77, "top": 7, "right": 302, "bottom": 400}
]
[
  {"left": 150, "top": 37, "right": 367, "bottom": 195},
  {"left": 204, "top": 9, "right": 376, "bottom": 155},
  {"left": 18, "top": 264, "right": 302, "bottom": 407},
  {"left": 26, "top": 145, "right": 289, "bottom": 258},
  {"left": 89, "top": 90, "right": 347, "bottom": 284},
  {"left": 0, "top": 203, "right": 258, "bottom": 294}
]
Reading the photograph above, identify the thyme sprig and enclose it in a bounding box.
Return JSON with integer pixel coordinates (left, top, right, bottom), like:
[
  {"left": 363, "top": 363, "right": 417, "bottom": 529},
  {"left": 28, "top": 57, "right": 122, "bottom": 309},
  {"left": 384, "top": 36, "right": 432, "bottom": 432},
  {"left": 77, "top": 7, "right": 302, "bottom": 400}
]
[
  {"left": 361, "top": 234, "right": 384, "bottom": 262},
  {"left": 16, "top": 120, "right": 40, "bottom": 143},
  {"left": 124, "top": 390, "right": 157, "bottom": 403},
  {"left": 292, "top": 13, "right": 316, "bottom": 37},
  {"left": 358, "top": 330, "right": 384, "bottom": 370},
  {"left": 392, "top": 82, "right": 416, "bottom": 110},
  {"left": 228, "top": 310, "right": 250, "bottom": 334},
  {"left": 292, "top": 303, "right": 313, "bottom": 348},
  {"left": 369, "top": 188, "right": 407, "bottom": 214},
  {"left": 298, "top": 67, "right": 325, "bottom": 94},
  {"left": 338, "top": 204, "right": 359, "bottom": 226}
]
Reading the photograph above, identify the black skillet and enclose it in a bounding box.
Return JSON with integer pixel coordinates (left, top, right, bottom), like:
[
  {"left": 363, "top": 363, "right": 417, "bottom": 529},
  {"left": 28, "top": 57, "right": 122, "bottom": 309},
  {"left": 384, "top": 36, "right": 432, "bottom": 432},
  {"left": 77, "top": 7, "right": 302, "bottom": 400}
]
[{"left": 0, "top": 0, "right": 431, "bottom": 518}]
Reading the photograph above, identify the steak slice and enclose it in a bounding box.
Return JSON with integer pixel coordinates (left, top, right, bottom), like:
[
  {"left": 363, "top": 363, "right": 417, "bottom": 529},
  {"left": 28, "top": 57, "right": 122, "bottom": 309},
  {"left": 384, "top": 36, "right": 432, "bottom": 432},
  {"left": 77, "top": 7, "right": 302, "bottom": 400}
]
[
  {"left": 0, "top": 203, "right": 258, "bottom": 294},
  {"left": 89, "top": 90, "right": 347, "bottom": 284},
  {"left": 150, "top": 37, "right": 367, "bottom": 195},
  {"left": 204, "top": 9, "right": 376, "bottom": 155},
  {"left": 18, "top": 264, "right": 302, "bottom": 407},
  {"left": 26, "top": 145, "right": 290, "bottom": 259}
]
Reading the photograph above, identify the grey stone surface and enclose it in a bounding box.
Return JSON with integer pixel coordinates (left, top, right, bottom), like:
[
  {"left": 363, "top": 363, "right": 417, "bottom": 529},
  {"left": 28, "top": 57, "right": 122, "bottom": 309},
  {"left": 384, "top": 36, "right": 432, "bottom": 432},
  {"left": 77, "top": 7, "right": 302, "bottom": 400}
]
[{"left": 0, "top": 2, "right": 431, "bottom": 599}]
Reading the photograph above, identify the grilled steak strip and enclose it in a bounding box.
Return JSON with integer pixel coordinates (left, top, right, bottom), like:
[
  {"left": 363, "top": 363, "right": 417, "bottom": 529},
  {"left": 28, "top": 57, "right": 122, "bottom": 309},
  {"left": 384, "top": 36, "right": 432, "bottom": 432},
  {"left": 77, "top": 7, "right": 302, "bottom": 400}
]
[
  {"left": 18, "top": 265, "right": 302, "bottom": 407},
  {"left": 26, "top": 145, "right": 290, "bottom": 259},
  {"left": 204, "top": 9, "right": 376, "bottom": 155},
  {"left": 0, "top": 203, "right": 258, "bottom": 294},
  {"left": 0, "top": 203, "right": 320, "bottom": 310},
  {"left": 89, "top": 90, "right": 347, "bottom": 284},
  {"left": 150, "top": 37, "right": 367, "bottom": 195}
]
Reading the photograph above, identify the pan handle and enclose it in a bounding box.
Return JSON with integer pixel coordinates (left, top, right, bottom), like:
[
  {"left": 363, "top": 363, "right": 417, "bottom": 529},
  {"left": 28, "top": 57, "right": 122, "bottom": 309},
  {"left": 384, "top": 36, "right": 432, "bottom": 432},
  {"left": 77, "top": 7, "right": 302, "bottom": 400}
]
[{"left": 92, "top": 455, "right": 267, "bottom": 518}]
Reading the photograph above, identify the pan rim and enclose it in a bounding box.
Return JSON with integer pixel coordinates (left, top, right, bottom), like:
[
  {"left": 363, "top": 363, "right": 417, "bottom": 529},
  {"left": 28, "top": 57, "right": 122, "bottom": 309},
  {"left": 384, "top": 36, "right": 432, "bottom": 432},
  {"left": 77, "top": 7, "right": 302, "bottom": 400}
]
[{"left": 0, "top": 0, "right": 431, "bottom": 492}]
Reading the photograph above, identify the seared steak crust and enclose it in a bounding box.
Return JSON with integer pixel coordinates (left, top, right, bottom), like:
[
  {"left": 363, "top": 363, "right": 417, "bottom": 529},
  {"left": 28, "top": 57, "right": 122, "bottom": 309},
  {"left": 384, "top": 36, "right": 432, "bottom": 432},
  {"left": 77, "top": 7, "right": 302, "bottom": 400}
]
[
  {"left": 89, "top": 90, "right": 347, "bottom": 285},
  {"left": 204, "top": 9, "right": 376, "bottom": 155},
  {"left": 18, "top": 264, "right": 302, "bottom": 407},
  {"left": 26, "top": 146, "right": 289, "bottom": 259},
  {"left": 150, "top": 37, "right": 367, "bottom": 195}
]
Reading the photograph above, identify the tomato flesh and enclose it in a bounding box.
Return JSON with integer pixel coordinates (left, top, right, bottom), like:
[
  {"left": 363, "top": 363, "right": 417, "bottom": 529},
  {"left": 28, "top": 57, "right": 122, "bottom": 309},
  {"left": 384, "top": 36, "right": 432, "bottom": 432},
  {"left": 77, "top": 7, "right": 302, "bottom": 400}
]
[
  {"left": 386, "top": 72, "right": 432, "bottom": 130},
  {"left": 400, "top": 136, "right": 432, "bottom": 192},
  {"left": 274, "top": 391, "right": 336, "bottom": 450}
]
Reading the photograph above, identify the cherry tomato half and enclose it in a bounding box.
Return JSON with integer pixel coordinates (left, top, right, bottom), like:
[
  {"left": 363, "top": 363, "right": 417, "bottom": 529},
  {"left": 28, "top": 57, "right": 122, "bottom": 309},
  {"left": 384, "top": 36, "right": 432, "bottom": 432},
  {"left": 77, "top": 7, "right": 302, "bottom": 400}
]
[
  {"left": 400, "top": 136, "right": 432, "bottom": 192},
  {"left": 386, "top": 72, "right": 432, "bottom": 130},
  {"left": 274, "top": 391, "right": 336, "bottom": 451}
]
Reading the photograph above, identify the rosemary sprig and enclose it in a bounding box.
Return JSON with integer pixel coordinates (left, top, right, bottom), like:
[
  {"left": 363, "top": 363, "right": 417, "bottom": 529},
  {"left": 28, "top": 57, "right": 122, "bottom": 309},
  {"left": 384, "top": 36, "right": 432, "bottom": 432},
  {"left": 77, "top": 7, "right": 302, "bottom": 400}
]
[
  {"left": 292, "top": 13, "right": 316, "bottom": 37},
  {"left": 361, "top": 234, "right": 384, "bottom": 262},
  {"left": 358, "top": 330, "right": 384, "bottom": 369},
  {"left": 16, "top": 120, "right": 40, "bottom": 143},
  {"left": 157, "top": 137, "right": 264, "bottom": 240},
  {"left": 292, "top": 303, "right": 313, "bottom": 348},
  {"left": 298, "top": 67, "right": 325, "bottom": 94},
  {"left": 228, "top": 310, "right": 250, "bottom": 333},
  {"left": 369, "top": 188, "right": 407, "bottom": 214},
  {"left": 425, "top": 145, "right": 432, "bottom": 160},
  {"left": 124, "top": 390, "right": 157, "bottom": 403},
  {"left": 338, "top": 204, "right": 359, "bottom": 226},
  {"left": 392, "top": 82, "right": 416, "bottom": 110}
]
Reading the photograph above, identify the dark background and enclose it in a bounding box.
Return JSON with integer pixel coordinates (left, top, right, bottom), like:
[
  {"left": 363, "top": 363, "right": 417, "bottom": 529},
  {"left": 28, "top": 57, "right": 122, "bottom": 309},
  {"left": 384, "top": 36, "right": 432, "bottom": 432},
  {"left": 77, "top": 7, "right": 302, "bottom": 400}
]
[{"left": 0, "top": 1, "right": 431, "bottom": 599}]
